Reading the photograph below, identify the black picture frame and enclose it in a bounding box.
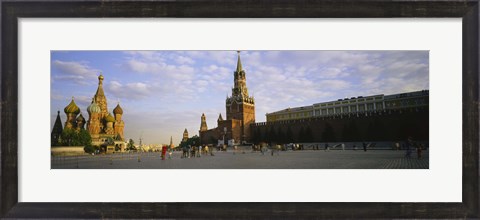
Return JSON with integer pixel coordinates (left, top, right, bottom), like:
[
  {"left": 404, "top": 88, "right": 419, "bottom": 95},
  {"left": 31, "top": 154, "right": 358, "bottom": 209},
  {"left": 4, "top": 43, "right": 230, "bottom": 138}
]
[{"left": 1, "top": 0, "right": 479, "bottom": 219}]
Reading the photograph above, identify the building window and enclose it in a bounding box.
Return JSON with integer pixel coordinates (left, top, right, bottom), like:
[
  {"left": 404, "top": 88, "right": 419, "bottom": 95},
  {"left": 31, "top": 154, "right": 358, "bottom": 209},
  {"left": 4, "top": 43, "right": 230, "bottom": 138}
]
[
  {"left": 328, "top": 108, "right": 334, "bottom": 114},
  {"left": 315, "top": 110, "right": 320, "bottom": 116},
  {"left": 351, "top": 105, "right": 357, "bottom": 112},
  {"left": 343, "top": 106, "right": 348, "bottom": 113}
]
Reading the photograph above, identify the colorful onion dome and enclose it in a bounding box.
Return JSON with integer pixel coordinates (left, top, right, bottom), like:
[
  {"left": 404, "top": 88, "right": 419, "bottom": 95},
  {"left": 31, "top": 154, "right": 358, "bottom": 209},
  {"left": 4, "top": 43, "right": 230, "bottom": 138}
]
[
  {"left": 105, "top": 113, "right": 115, "bottom": 123},
  {"left": 87, "top": 98, "right": 101, "bottom": 114},
  {"left": 64, "top": 97, "right": 80, "bottom": 114},
  {"left": 76, "top": 113, "right": 86, "bottom": 122},
  {"left": 113, "top": 103, "right": 123, "bottom": 115}
]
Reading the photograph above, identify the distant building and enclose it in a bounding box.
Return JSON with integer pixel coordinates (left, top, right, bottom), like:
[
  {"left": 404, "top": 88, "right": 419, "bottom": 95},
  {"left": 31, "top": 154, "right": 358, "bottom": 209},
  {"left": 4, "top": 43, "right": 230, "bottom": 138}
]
[
  {"left": 182, "top": 128, "right": 189, "bottom": 142},
  {"left": 199, "top": 51, "right": 256, "bottom": 145},
  {"left": 266, "top": 90, "right": 429, "bottom": 122},
  {"left": 169, "top": 136, "right": 175, "bottom": 149}
]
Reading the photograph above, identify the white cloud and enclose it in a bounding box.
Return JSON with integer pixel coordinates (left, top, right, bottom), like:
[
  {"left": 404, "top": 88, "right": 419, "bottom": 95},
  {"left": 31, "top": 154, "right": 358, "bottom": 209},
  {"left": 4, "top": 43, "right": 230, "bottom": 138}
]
[
  {"left": 317, "top": 79, "right": 351, "bottom": 90},
  {"left": 125, "top": 56, "right": 196, "bottom": 81},
  {"left": 107, "top": 80, "right": 150, "bottom": 100},
  {"left": 74, "top": 95, "right": 93, "bottom": 112},
  {"left": 175, "top": 56, "right": 195, "bottom": 65},
  {"left": 52, "top": 60, "right": 100, "bottom": 85},
  {"left": 317, "top": 67, "right": 350, "bottom": 79}
]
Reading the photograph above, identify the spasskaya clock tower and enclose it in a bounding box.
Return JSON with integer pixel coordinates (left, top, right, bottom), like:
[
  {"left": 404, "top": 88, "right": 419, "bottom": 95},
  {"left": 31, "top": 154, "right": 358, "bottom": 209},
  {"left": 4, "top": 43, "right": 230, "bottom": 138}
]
[{"left": 225, "top": 51, "right": 255, "bottom": 142}]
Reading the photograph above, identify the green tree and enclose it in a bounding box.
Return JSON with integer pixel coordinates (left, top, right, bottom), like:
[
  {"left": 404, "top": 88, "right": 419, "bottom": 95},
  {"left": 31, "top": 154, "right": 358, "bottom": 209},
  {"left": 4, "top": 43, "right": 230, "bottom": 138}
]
[
  {"left": 84, "top": 144, "right": 98, "bottom": 154},
  {"left": 77, "top": 129, "right": 92, "bottom": 146},
  {"left": 61, "top": 128, "right": 91, "bottom": 147},
  {"left": 180, "top": 135, "right": 201, "bottom": 147}
]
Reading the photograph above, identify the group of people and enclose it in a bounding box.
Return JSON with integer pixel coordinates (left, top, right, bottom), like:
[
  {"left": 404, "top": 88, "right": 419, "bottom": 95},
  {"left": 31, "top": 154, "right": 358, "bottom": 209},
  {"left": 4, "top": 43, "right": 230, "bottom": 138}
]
[
  {"left": 181, "top": 145, "right": 213, "bottom": 158},
  {"left": 249, "top": 144, "right": 281, "bottom": 156},
  {"left": 165, "top": 139, "right": 425, "bottom": 160}
]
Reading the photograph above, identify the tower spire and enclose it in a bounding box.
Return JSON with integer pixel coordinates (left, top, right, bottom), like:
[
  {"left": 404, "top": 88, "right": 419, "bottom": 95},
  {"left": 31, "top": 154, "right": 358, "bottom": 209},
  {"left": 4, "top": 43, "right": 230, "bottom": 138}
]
[
  {"left": 236, "top": 51, "right": 243, "bottom": 72},
  {"left": 200, "top": 113, "right": 208, "bottom": 131},
  {"left": 94, "top": 73, "right": 108, "bottom": 117}
]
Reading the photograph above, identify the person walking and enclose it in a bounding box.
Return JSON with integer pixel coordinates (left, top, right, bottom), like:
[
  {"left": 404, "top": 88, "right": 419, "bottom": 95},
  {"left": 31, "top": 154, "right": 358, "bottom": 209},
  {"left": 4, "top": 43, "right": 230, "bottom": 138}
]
[
  {"left": 182, "top": 145, "right": 187, "bottom": 158},
  {"left": 161, "top": 145, "right": 167, "bottom": 160},
  {"left": 197, "top": 145, "right": 202, "bottom": 157},
  {"left": 324, "top": 143, "right": 329, "bottom": 152},
  {"left": 271, "top": 145, "right": 280, "bottom": 156},
  {"left": 204, "top": 145, "right": 209, "bottom": 156},
  {"left": 417, "top": 144, "right": 423, "bottom": 159},
  {"left": 187, "top": 145, "right": 192, "bottom": 158},
  {"left": 191, "top": 146, "right": 196, "bottom": 158},
  {"left": 363, "top": 142, "right": 367, "bottom": 152}
]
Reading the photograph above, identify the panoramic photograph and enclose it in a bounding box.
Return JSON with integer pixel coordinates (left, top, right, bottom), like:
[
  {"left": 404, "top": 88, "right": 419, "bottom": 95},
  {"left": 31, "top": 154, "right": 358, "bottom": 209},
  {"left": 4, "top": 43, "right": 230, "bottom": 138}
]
[{"left": 50, "top": 50, "right": 429, "bottom": 169}]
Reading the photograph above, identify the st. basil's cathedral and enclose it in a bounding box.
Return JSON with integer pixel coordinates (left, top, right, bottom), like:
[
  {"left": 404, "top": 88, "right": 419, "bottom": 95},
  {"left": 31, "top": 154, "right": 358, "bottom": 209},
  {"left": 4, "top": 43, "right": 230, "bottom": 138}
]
[{"left": 51, "top": 74, "right": 126, "bottom": 151}]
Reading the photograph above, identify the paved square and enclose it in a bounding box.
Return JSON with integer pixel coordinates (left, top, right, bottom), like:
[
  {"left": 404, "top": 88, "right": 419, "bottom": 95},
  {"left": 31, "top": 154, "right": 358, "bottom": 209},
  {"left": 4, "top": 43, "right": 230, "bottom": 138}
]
[{"left": 51, "top": 149, "right": 428, "bottom": 169}]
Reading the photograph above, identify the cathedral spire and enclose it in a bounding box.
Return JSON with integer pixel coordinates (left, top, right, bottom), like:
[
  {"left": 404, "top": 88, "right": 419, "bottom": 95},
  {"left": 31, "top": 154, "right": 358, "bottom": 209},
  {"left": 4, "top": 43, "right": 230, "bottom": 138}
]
[
  {"left": 95, "top": 73, "right": 105, "bottom": 97},
  {"left": 236, "top": 51, "right": 243, "bottom": 72},
  {"left": 94, "top": 73, "right": 108, "bottom": 117},
  {"left": 51, "top": 110, "right": 63, "bottom": 146}
]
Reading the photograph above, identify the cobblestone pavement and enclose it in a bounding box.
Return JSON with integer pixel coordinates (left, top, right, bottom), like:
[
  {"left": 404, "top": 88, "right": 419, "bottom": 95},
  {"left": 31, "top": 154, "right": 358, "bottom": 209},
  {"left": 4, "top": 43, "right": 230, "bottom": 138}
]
[
  {"left": 52, "top": 149, "right": 429, "bottom": 169},
  {"left": 380, "top": 157, "right": 429, "bottom": 169}
]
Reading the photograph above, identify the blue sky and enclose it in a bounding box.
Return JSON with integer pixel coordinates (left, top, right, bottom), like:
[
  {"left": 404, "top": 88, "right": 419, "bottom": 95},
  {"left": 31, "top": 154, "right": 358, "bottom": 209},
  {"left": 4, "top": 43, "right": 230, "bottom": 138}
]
[{"left": 51, "top": 51, "right": 429, "bottom": 145}]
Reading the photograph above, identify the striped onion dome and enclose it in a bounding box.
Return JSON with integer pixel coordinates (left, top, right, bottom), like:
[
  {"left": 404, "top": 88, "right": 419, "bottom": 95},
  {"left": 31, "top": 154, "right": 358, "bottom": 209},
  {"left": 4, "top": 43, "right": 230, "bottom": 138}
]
[
  {"left": 105, "top": 113, "right": 115, "bottom": 123},
  {"left": 76, "top": 113, "right": 86, "bottom": 123},
  {"left": 64, "top": 97, "right": 80, "bottom": 114},
  {"left": 113, "top": 103, "right": 123, "bottom": 115},
  {"left": 87, "top": 98, "right": 101, "bottom": 114}
]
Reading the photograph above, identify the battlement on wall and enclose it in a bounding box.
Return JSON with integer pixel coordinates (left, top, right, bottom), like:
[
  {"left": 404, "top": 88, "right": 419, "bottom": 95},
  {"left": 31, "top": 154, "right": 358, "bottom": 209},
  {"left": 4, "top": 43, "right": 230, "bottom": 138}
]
[
  {"left": 253, "top": 106, "right": 428, "bottom": 127},
  {"left": 250, "top": 107, "right": 429, "bottom": 143}
]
